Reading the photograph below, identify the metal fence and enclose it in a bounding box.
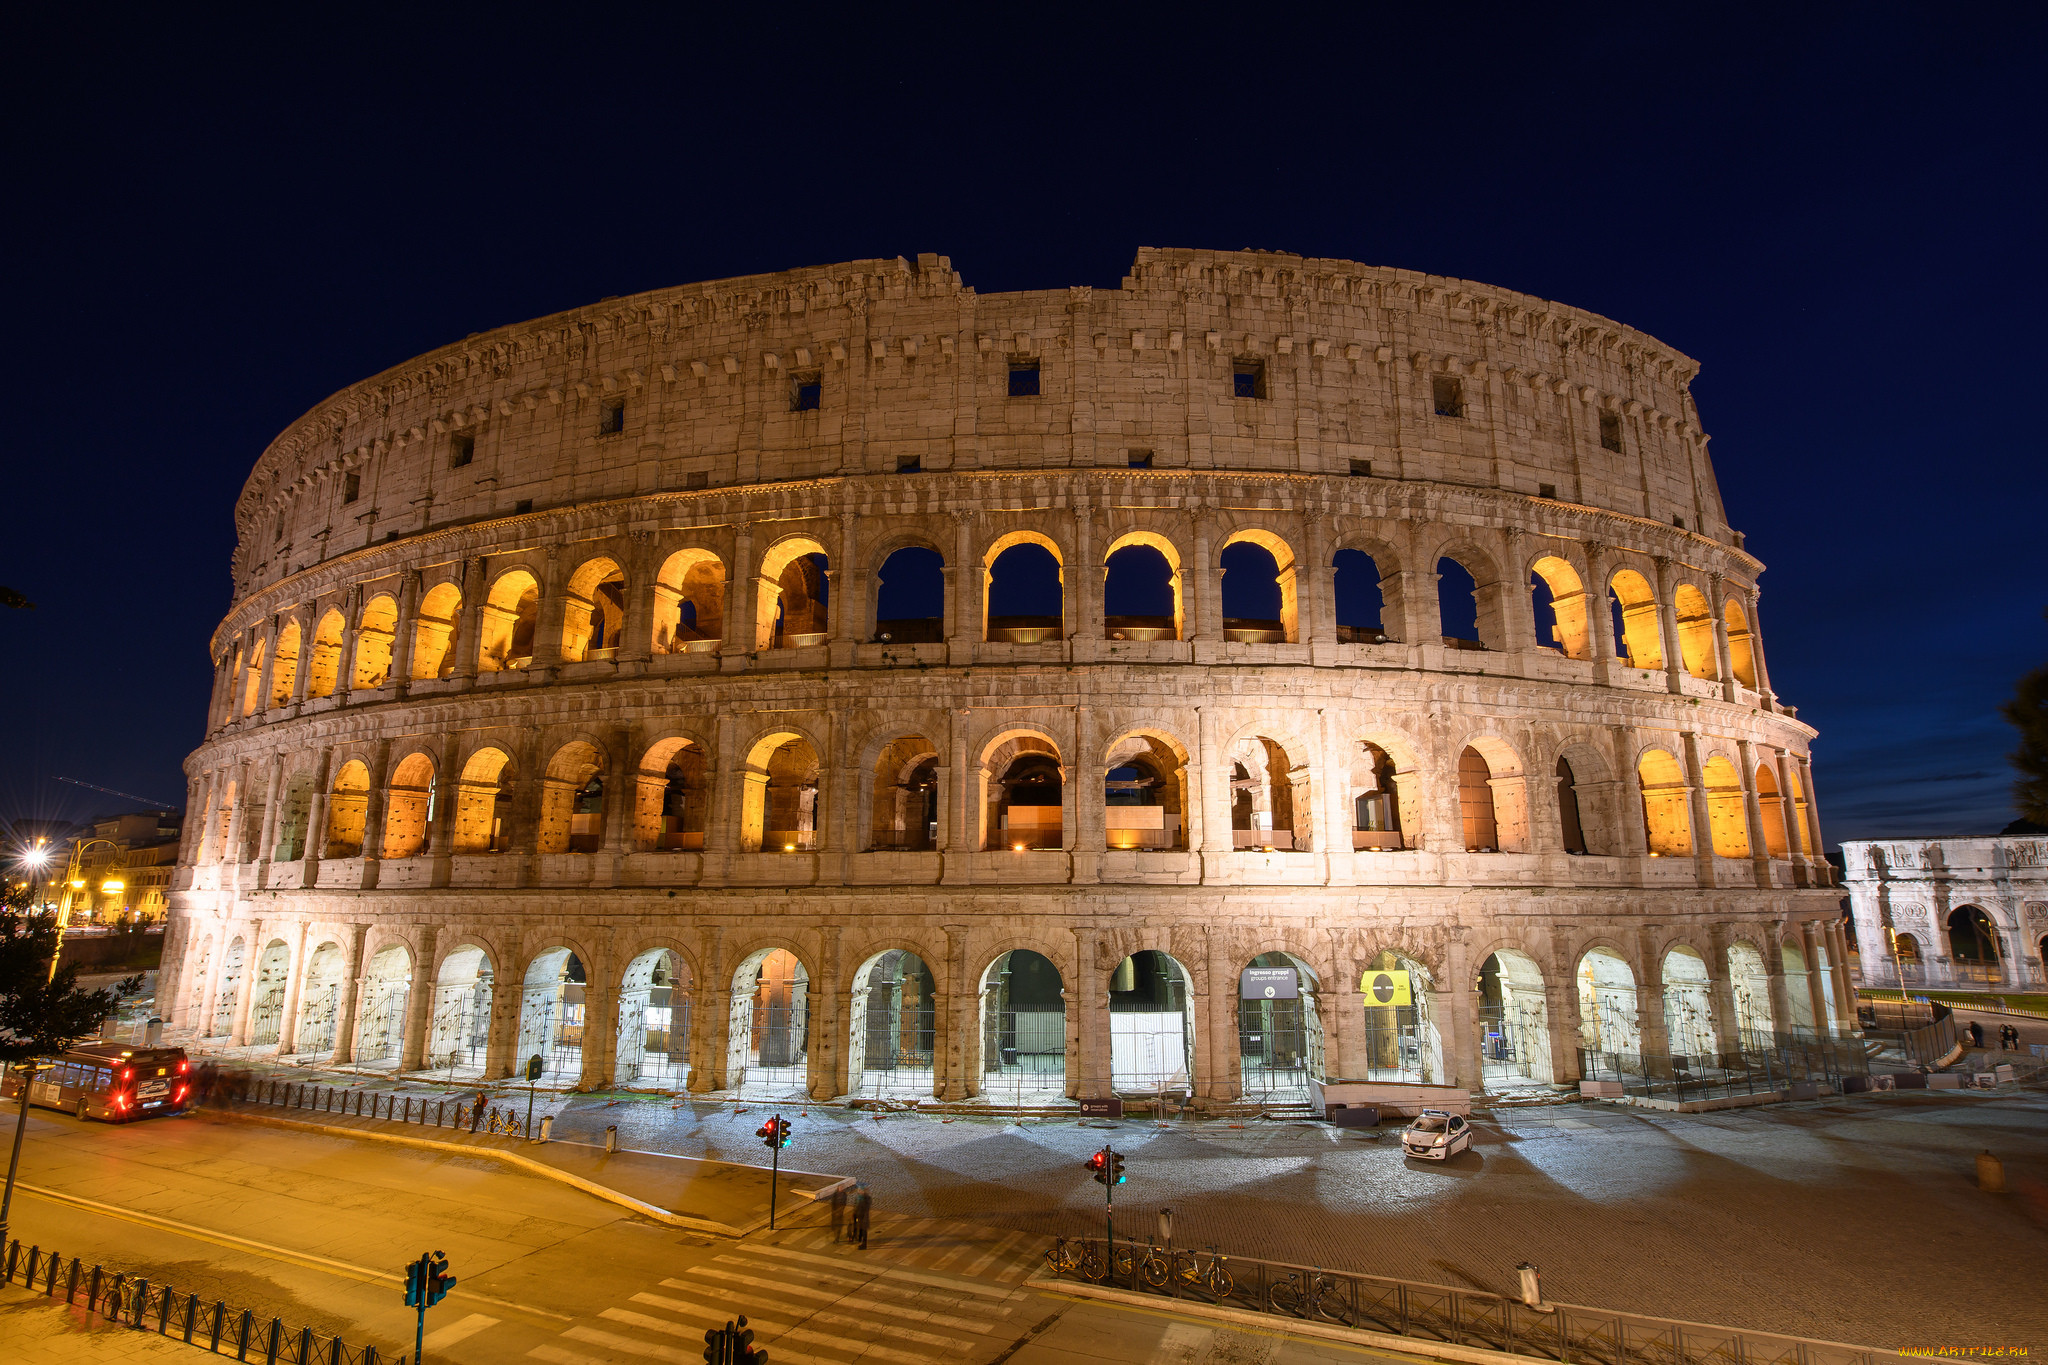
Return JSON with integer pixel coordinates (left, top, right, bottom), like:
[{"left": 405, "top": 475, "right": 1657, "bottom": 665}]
[
  {"left": 2, "top": 1233, "right": 403, "bottom": 1363},
  {"left": 1040, "top": 1239, "right": 1898, "bottom": 1365},
  {"left": 1577, "top": 1032, "right": 1870, "bottom": 1104},
  {"left": 233, "top": 1076, "right": 535, "bottom": 1138}
]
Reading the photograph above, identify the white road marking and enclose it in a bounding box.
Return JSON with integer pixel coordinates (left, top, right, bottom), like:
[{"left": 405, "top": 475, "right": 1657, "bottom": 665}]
[
  {"left": 744, "top": 1242, "right": 1022, "bottom": 1300},
  {"left": 423, "top": 1312, "right": 500, "bottom": 1348},
  {"left": 529, "top": 1344, "right": 615, "bottom": 1365},
  {"left": 641, "top": 1286, "right": 979, "bottom": 1352},
  {"left": 1150, "top": 1320, "right": 1214, "bottom": 1363}
]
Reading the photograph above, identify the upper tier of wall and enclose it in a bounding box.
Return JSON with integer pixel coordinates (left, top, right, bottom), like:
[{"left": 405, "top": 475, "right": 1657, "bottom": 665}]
[{"left": 231, "top": 248, "right": 1723, "bottom": 599}]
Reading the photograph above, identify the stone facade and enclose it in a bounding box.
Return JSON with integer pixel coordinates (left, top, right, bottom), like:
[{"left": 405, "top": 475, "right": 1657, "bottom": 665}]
[
  {"left": 164, "top": 248, "right": 1845, "bottom": 1102},
  {"left": 1842, "top": 836, "right": 2048, "bottom": 990}
]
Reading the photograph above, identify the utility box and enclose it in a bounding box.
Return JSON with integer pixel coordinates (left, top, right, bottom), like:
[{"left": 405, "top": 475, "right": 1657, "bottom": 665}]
[{"left": 1328, "top": 1105, "right": 1380, "bottom": 1129}]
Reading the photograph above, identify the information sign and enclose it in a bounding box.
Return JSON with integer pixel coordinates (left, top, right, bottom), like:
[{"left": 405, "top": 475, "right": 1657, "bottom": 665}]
[
  {"left": 1240, "top": 966, "right": 1298, "bottom": 1000},
  {"left": 1360, "top": 968, "right": 1413, "bottom": 1006}
]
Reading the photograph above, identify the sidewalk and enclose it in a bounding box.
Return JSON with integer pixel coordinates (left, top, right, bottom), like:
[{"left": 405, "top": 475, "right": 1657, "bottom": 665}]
[
  {"left": 214, "top": 1103, "right": 848, "bottom": 1236},
  {"left": 0, "top": 1282, "right": 197, "bottom": 1363}
]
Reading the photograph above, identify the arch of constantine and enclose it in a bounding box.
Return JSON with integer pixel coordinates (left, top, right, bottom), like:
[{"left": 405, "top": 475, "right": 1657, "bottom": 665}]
[{"left": 163, "top": 247, "right": 1850, "bottom": 1105}]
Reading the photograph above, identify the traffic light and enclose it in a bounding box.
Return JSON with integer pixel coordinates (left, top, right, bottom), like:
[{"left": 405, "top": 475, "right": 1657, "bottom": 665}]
[
  {"left": 1109, "top": 1151, "right": 1126, "bottom": 1185},
  {"left": 704, "top": 1315, "right": 767, "bottom": 1365},
  {"left": 426, "top": 1251, "right": 457, "bottom": 1306},
  {"left": 1085, "top": 1150, "right": 1108, "bottom": 1185},
  {"left": 403, "top": 1257, "right": 425, "bottom": 1307},
  {"left": 774, "top": 1118, "right": 791, "bottom": 1150},
  {"left": 703, "top": 1326, "right": 723, "bottom": 1365},
  {"left": 758, "top": 1120, "right": 779, "bottom": 1151},
  {"left": 734, "top": 1315, "right": 764, "bottom": 1365}
]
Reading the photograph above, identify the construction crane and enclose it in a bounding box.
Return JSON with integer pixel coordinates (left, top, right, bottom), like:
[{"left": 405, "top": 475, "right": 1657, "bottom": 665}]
[{"left": 52, "top": 776, "right": 180, "bottom": 810}]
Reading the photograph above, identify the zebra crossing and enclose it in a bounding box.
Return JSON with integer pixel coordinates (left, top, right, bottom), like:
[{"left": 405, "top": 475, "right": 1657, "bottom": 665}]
[{"left": 527, "top": 1221, "right": 1043, "bottom": 1365}]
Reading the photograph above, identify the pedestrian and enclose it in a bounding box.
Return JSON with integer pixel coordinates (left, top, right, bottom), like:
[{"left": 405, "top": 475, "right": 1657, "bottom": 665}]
[
  {"left": 830, "top": 1180, "right": 849, "bottom": 1241},
  {"left": 851, "top": 1183, "right": 872, "bottom": 1251},
  {"left": 2003, "top": 1023, "right": 2019, "bottom": 1051},
  {"left": 474, "top": 1088, "right": 489, "bottom": 1132},
  {"left": 1968, "top": 1020, "right": 1984, "bottom": 1049}
]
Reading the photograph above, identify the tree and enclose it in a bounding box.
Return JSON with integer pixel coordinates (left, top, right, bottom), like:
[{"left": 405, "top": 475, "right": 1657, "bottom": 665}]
[
  {"left": 0, "top": 587, "right": 31, "bottom": 610},
  {"left": 2002, "top": 608, "right": 2048, "bottom": 827}
]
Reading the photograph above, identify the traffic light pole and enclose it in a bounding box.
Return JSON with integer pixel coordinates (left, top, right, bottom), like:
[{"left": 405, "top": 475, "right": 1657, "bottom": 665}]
[
  {"left": 768, "top": 1112, "right": 781, "bottom": 1231},
  {"left": 412, "top": 1254, "right": 428, "bottom": 1365},
  {"left": 1102, "top": 1143, "right": 1115, "bottom": 1270}
]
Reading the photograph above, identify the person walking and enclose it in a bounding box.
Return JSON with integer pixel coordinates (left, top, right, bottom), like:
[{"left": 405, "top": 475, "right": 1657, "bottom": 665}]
[
  {"left": 851, "top": 1183, "right": 872, "bottom": 1251},
  {"left": 1967, "top": 1020, "right": 1984, "bottom": 1049},
  {"left": 830, "top": 1180, "right": 849, "bottom": 1241}
]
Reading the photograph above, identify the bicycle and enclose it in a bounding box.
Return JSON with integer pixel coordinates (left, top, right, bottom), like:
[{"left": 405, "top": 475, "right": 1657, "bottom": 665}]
[
  {"left": 1269, "top": 1267, "right": 1353, "bottom": 1325},
  {"left": 1044, "top": 1237, "right": 1082, "bottom": 1275},
  {"left": 1170, "top": 1245, "right": 1234, "bottom": 1300},
  {"left": 1077, "top": 1241, "right": 1107, "bottom": 1282},
  {"left": 1109, "top": 1242, "right": 1138, "bottom": 1281},
  {"left": 1134, "top": 1241, "right": 1171, "bottom": 1288}
]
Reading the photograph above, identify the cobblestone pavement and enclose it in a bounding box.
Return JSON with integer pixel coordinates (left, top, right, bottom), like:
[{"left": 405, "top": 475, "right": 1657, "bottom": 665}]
[{"left": 207, "top": 1052, "right": 2048, "bottom": 1353}]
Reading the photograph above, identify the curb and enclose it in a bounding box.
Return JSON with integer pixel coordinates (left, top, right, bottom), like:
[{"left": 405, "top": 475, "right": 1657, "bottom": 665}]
[{"left": 218, "top": 1109, "right": 817, "bottom": 1237}]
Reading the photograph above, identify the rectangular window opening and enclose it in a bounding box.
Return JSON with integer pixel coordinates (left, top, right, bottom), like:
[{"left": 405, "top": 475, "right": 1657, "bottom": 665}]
[
  {"left": 1672, "top": 515, "right": 1687, "bottom": 530},
  {"left": 1232, "top": 357, "right": 1267, "bottom": 400},
  {"left": 342, "top": 473, "right": 360, "bottom": 504},
  {"left": 1432, "top": 375, "right": 1465, "bottom": 418},
  {"left": 1599, "top": 411, "right": 1623, "bottom": 452},
  {"left": 600, "top": 401, "right": 625, "bottom": 435},
  {"left": 1127, "top": 449, "right": 1153, "bottom": 469},
  {"left": 1538, "top": 483, "right": 1557, "bottom": 500},
  {"left": 1008, "top": 359, "right": 1040, "bottom": 397},
  {"left": 683, "top": 471, "right": 708, "bottom": 490},
  {"left": 896, "top": 456, "right": 922, "bottom": 474},
  {"left": 1350, "top": 459, "right": 1373, "bottom": 477},
  {"left": 450, "top": 433, "right": 474, "bottom": 468},
  {"left": 790, "top": 373, "right": 821, "bottom": 412},
  {"left": 513, "top": 499, "right": 534, "bottom": 515}
]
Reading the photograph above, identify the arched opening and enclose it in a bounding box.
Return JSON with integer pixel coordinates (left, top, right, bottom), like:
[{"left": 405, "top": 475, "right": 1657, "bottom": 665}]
[
  {"left": 1103, "top": 537, "right": 1180, "bottom": 641},
  {"left": 1755, "top": 764, "right": 1789, "bottom": 858},
  {"left": 868, "top": 735, "right": 939, "bottom": 851},
  {"left": 983, "top": 535, "right": 1064, "bottom": 643},
  {"left": 1237, "top": 952, "right": 1323, "bottom": 1102},
  {"left": 652, "top": 549, "right": 726, "bottom": 654},
  {"left": 1228, "top": 734, "right": 1309, "bottom": 851},
  {"left": 210, "top": 937, "right": 246, "bottom": 1037},
  {"left": 615, "top": 949, "right": 692, "bottom": 1089},
  {"left": 1103, "top": 733, "right": 1187, "bottom": 851},
  {"left": 380, "top": 753, "right": 436, "bottom": 859},
  {"left": 453, "top": 748, "right": 513, "bottom": 853},
  {"left": 1108, "top": 950, "right": 1196, "bottom": 1095},
  {"left": 1947, "top": 905, "right": 2002, "bottom": 984},
  {"left": 1350, "top": 741, "right": 1410, "bottom": 851},
  {"left": 1459, "top": 746, "right": 1500, "bottom": 852},
  {"left": 872, "top": 545, "right": 945, "bottom": 643},
  {"left": 1673, "top": 583, "right": 1717, "bottom": 680},
  {"left": 1724, "top": 600, "right": 1758, "bottom": 688},
  {"left": 1638, "top": 750, "right": 1692, "bottom": 857},
  {"left": 477, "top": 570, "right": 540, "bottom": 672},
  {"left": 246, "top": 940, "right": 292, "bottom": 1047},
  {"left": 728, "top": 948, "right": 809, "bottom": 1098},
  {"left": 307, "top": 609, "right": 345, "bottom": 698},
  {"left": 1332, "top": 549, "right": 1389, "bottom": 643},
  {"left": 740, "top": 732, "right": 820, "bottom": 853},
  {"left": 295, "top": 942, "right": 346, "bottom": 1055},
  {"left": 1220, "top": 532, "right": 1297, "bottom": 643},
  {"left": 1479, "top": 949, "right": 1553, "bottom": 1089},
  {"left": 427, "top": 945, "right": 493, "bottom": 1079},
  {"left": 207, "top": 778, "right": 236, "bottom": 863},
  {"left": 1728, "top": 942, "right": 1773, "bottom": 1042},
  {"left": 635, "top": 738, "right": 709, "bottom": 852},
  {"left": 410, "top": 582, "right": 463, "bottom": 679},
  {"left": 269, "top": 621, "right": 301, "bottom": 707},
  {"left": 355, "top": 943, "right": 413, "bottom": 1070},
  {"left": 1529, "top": 556, "right": 1590, "bottom": 658},
  {"left": 239, "top": 638, "right": 268, "bottom": 717},
  {"left": 980, "top": 949, "right": 1066, "bottom": 1103},
  {"left": 561, "top": 557, "right": 626, "bottom": 662},
  {"left": 984, "top": 735, "right": 1062, "bottom": 850},
  {"left": 1662, "top": 947, "right": 1720, "bottom": 1061},
  {"left": 848, "top": 950, "right": 938, "bottom": 1098},
  {"left": 1360, "top": 951, "right": 1439, "bottom": 1082},
  {"left": 537, "top": 742, "right": 606, "bottom": 854},
  {"left": 1608, "top": 570, "right": 1663, "bottom": 669},
  {"left": 1780, "top": 942, "right": 1816, "bottom": 1031},
  {"left": 1577, "top": 947, "right": 1640, "bottom": 1056},
  {"left": 1556, "top": 757, "right": 1587, "bottom": 855},
  {"left": 325, "top": 760, "right": 370, "bottom": 858},
  {"left": 516, "top": 948, "right": 586, "bottom": 1086},
  {"left": 272, "top": 772, "right": 314, "bottom": 862},
  {"left": 1703, "top": 756, "right": 1749, "bottom": 858},
  {"left": 1436, "top": 556, "right": 1482, "bottom": 648},
  {"left": 757, "top": 541, "right": 830, "bottom": 650},
  {"left": 352, "top": 596, "right": 398, "bottom": 688}
]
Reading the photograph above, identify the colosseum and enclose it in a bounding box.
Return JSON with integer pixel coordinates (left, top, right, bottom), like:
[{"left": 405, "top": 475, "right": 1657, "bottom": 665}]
[{"left": 161, "top": 247, "right": 1852, "bottom": 1110}]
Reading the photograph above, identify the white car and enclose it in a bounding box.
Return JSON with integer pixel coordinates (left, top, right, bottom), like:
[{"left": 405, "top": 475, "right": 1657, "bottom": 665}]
[{"left": 1400, "top": 1109, "right": 1471, "bottom": 1160}]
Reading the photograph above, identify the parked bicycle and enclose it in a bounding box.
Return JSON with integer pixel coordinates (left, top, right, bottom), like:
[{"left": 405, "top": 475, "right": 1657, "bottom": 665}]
[
  {"left": 1170, "top": 1245, "right": 1234, "bottom": 1299},
  {"left": 1269, "top": 1267, "right": 1353, "bottom": 1324},
  {"left": 1044, "top": 1237, "right": 1082, "bottom": 1274},
  {"left": 1134, "top": 1241, "right": 1171, "bottom": 1288}
]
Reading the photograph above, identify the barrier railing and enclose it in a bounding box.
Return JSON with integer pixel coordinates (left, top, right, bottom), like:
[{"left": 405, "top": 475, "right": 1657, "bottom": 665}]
[
  {"left": 2, "top": 1233, "right": 404, "bottom": 1363},
  {"left": 1577, "top": 1031, "right": 1870, "bottom": 1104},
  {"left": 1040, "top": 1238, "right": 1900, "bottom": 1365},
  {"left": 229, "top": 1077, "right": 532, "bottom": 1138}
]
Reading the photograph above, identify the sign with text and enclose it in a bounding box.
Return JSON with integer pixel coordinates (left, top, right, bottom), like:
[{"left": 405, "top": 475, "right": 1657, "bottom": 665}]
[
  {"left": 1079, "top": 1097, "right": 1125, "bottom": 1118},
  {"left": 1240, "top": 967, "right": 1299, "bottom": 1000},
  {"left": 1360, "top": 968, "right": 1413, "bottom": 1007}
]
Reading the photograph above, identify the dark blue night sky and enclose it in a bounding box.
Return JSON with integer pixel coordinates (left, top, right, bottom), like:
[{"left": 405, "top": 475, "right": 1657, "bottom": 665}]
[{"left": 2, "top": 7, "right": 2042, "bottom": 846}]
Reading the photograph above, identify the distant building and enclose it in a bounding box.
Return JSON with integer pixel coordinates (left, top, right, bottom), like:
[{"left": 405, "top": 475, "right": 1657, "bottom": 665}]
[
  {"left": 58, "top": 810, "right": 184, "bottom": 925},
  {"left": 1841, "top": 836, "right": 2048, "bottom": 991}
]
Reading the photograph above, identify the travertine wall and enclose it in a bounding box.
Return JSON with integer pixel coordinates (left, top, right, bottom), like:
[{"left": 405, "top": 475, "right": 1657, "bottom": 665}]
[{"left": 167, "top": 249, "right": 1845, "bottom": 1101}]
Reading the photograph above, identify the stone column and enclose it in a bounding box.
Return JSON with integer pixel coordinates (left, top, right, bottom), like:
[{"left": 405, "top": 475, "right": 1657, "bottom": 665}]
[
  {"left": 1200, "top": 929, "right": 1234, "bottom": 1101},
  {"left": 723, "top": 524, "right": 755, "bottom": 666},
  {"left": 1705, "top": 924, "right": 1741, "bottom": 1060},
  {"left": 252, "top": 622, "right": 278, "bottom": 716},
  {"left": 274, "top": 922, "right": 311, "bottom": 1057},
  {"left": 1502, "top": 527, "right": 1537, "bottom": 654},
  {"left": 1635, "top": 954, "right": 1670, "bottom": 1060},
  {"left": 483, "top": 964, "right": 523, "bottom": 1080},
  {"left": 1069, "top": 504, "right": 1095, "bottom": 657},
  {"left": 938, "top": 924, "right": 971, "bottom": 1099},
  {"left": 942, "top": 709, "right": 971, "bottom": 882},
  {"left": 301, "top": 746, "right": 333, "bottom": 879},
  {"left": 1197, "top": 706, "right": 1232, "bottom": 866},
  {"left": 529, "top": 544, "right": 568, "bottom": 673},
  {"left": 948, "top": 511, "right": 977, "bottom": 665},
  {"left": 1737, "top": 738, "right": 1772, "bottom": 889},
  {"left": 1582, "top": 541, "right": 1618, "bottom": 673},
  {"left": 1826, "top": 920, "right": 1858, "bottom": 1027},
  {"left": 1773, "top": 750, "right": 1807, "bottom": 862},
  {"left": 618, "top": 532, "right": 656, "bottom": 666},
  {"left": 1801, "top": 922, "right": 1832, "bottom": 1037},
  {"left": 1069, "top": 926, "right": 1107, "bottom": 1100},
  {"left": 1711, "top": 573, "right": 1739, "bottom": 701},
  {"left": 1187, "top": 515, "right": 1217, "bottom": 647},
  {"left": 452, "top": 557, "right": 487, "bottom": 684},
  {"left": 1546, "top": 972, "right": 1582, "bottom": 1084},
  {"left": 400, "top": 925, "right": 439, "bottom": 1071},
  {"left": 359, "top": 740, "right": 393, "bottom": 885},
  {"left": 254, "top": 753, "right": 286, "bottom": 871},
  {"left": 579, "top": 982, "right": 617, "bottom": 1092},
  {"left": 328, "top": 924, "right": 369, "bottom": 1065},
  {"left": 1681, "top": 730, "right": 1714, "bottom": 884},
  {"left": 1324, "top": 934, "right": 1363, "bottom": 1079},
  {"left": 335, "top": 584, "right": 364, "bottom": 703},
  {"left": 806, "top": 930, "right": 840, "bottom": 1101},
  {"left": 1653, "top": 556, "right": 1685, "bottom": 694},
  {"left": 1438, "top": 935, "right": 1480, "bottom": 1090},
  {"left": 688, "top": 926, "right": 728, "bottom": 1093},
  {"left": 1764, "top": 928, "right": 1796, "bottom": 1039},
  {"left": 1746, "top": 592, "right": 1777, "bottom": 706},
  {"left": 289, "top": 608, "right": 316, "bottom": 706},
  {"left": 600, "top": 726, "right": 634, "bottom": 858},
  {"left": 1796, "top": 757, "right": 1828, "bottom": 885},
  {"left": 388, "top": 568, "right": 422, "bottom": 695}
]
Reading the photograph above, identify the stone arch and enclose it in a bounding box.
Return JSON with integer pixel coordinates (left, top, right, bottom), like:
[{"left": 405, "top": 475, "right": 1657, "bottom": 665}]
[
  {"left": 271, "top": 768, "right": 316, "bottom": 862},
  {"left": 1608, "top": 568, "right": 1663, "bottom": 669},
  {"left": 614, "top": 944, "right": 695, "bottom": 1089},
  {"left": 380, "top": 751, "right": 436, "bottom": 859},
  {"left": 1432, "top": 539, "right": 1506, "bottom": 650},
  {"left": 477, "top": 569, "right": 540, "bottom": 672},
  {"left": 1103, "top": 729, "right": 1190, "bottom": 851},
  {"left": 1476, "top": 944, "right": 1555, "bottom": 1088},
  {"left": 1237, "top": 950, "right": 1324, "bottom": 1101},
  {"left": 1331, "top": 546, "right": 1392, "bottom": 642},
  {"left": 1528, "top": 553, "right": 1592, "bottom": 659},
  {"left": 325, "top": 759, "right": 370, "bottom": 858},
  {"left": 865, "top": 731, "right": 940, "bottom": 852},
  {"left": 980, "top": 728, "right": 1064, "bottom": 851},
  {"left": 1218, "top": 527, "right": 1299, "bottom": 643},
  {"left": 1755, "top": 762, "right": 1790, "bottom": 859},
  {"left": 1671, "top": 581, "right": 1717, "bottom": 680},
  {"left": 268, "top": 619, "right": 302, "bottom": 707},
  {"left": 756, "top": 535, "right": 831, "bottom": 649},
  {"left": 410, "top": 580, "right": 463, "bottom": 680},
  {"left": 652, "top": 548, "right": 726, "bottom": 654},
  {"left": 210, "top": 935, "right": 246, "bottom": 1037},
  {"left": 1662, "top": 945, "right": 1720, "bottom": 1059},
  {"left": 635, "top": 734, "right": 710, "bottom": 852},
  {"left": 982, "top": 529, "right": 1065, "bottom": 643},
  {"left": 1552, "top": 737, "right": 1618, "bottom": 856},
  {"left": 453, "top": 746, "right": 514, "bottom": 853},
  {"left": 870, "top": 540, "right": 947, "bottom": 643},
  {"left": 1727, "top": 940, "right": 1773, "bottom": 1040},
  {"left": 1103, "top": 530, "right": 1184, "bottom": 641},
  {"left": 307, "top": 608, "right": 346, "bottom": 699},
  {"left": 739, "top": 728, "right": 822, "bottom": 853},
  {"left": 979, "top": 946, "right": 1068, "bottom": 1103},
  {"left": 1225, "top": 729, "right": 1312, "bottom": 852},
  {"left": 246, "top": 938, "right": 293, "bottom": 1047},
  {"left": 516, "top": 945, "right": 588, "bottom": 1086},
  {"left": 1638, "top": 747, "right": 1692, "bottom": 857},
  {"left": 1947, "top": 904, "right": 2003, "bottom": 981},
  {"left": 1456, "top": 734, "right": 1530, "bottom": 853},
  {"left": 1702, "top": 755, "right": 1749, "bottom": 858},
  {"left": 561, "top": 555, "right": 627, "bottom": 662},
  {"left": 241, "top": 636, "right": 268, "bottom": 716},
  {"left": 1577, "top": 945, "right": 1640, "bottom": 1054},
  {"left": 1780, "top": 938, "right": 1817, "bottom": 1031},
  {"left": 537, "top": 739, "right": 607, "bottom": 854},
  {"left": 352, "top": 595, "right": 398, "bottom": 688},
  {"left": 425, "top": 942, "right": 494, "bottom": 1077},
  {"left": 1724, "top": 598, "right": 1758, "bottom": 688},
  {"left": 1108, "top": 948, "right": 1197, "bottom": 1094},
  {"left": 1348, "top": 732, "right": 1422, "bottom": 851},
  {"left": 1358, "top": 949, "right": 1441, "bottom": 1083},
  {"left": 295, "top": 939, "right": 347, "bottom": 1055},
  {"left": 355, "top": 940, "right": 414, "bottom": 1069},
  {"left": 727, "top": 944, "right": 812, "bottom": 1098},
  {"left": 848, "top": 948, "right": 940, "bottom": 1098}
]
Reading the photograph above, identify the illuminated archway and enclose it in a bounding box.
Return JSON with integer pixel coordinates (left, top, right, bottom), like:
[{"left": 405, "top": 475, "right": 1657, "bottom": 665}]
[
  {"left": 727, "top": 948, "right": 809, "bottom": 1098},
  {"left": 516, "top": 948, "right": 586, "bottom": 1086},
  {"left": 1478, "top": 949, "right": 1553, "bottom": 1088},
  {"left": 848, "top": 949, "right": 938, "bottom": 1098},
  {"left": 426, "top": 945, "right": 493, "bottom": 1079},
  {"left": 1108, "top": 950, "right": 1196, "bottom": 1094},
  {"left": 979, "top": 949, "right": 1066, "bottom": 1103},
  {"left": 615, "top": 949, "right": 692, "bottom": 1089},
  {"left": 1577, "top": 947, "right": 1639, "bottom": 1054},
  {"left": 1237, "top": 952, "right": 1322, "bottom": 1101}
]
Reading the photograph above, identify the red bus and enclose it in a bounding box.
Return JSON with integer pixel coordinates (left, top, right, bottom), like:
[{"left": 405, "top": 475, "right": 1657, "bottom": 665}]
[{"left": 1, "top": 1043, "right": 192, "bottom": 1121}]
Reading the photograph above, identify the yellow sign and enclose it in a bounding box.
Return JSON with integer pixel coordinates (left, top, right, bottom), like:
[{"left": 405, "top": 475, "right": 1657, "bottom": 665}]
[{"left": 1360, "top": 969, "right": 1412, "bottom": 1007}]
